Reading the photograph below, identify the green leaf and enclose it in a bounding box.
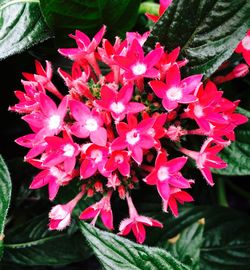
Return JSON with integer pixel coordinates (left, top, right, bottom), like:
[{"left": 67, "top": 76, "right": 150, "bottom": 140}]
[
  {"left": 0, "top": 155, "right": 12, "bottom": 260},
  {"left": 145, "top": 0, "right": 250, "bottom": 77},
  {"left": 3, "top": 214, "right": 92, "bottom": 266},
  {"left": 0, "top": 0, "right": 52, "bottom": 60},
  {"left": 200, "top": 207, "right": 250, "bottom": 269},
  {"left": 40, "top": 0, "right": 140, "bottom": 46},
  {"left": 79, "top": 221, "right": 191, "bottom": 270},
  {"left": 213, "top": 107, "right": 250, "bottom": 175},
  {"left": 163, "top": 221, "right": 204, "bottom": 269}
]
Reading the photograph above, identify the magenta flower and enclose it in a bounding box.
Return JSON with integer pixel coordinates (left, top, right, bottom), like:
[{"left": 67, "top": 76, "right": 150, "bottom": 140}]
[
  {"left": 105, "top": 150, "right": 130, "bottom": 177},
  {"left": 22, "top": 60, "right": 63, "bottom": 99},
  {"left": 149, "top": 63, "right": 202, "bottom": 111},
  {"left": 59, "top": 25, "right": 106, "bottom": 75},
  {"left": 43, "top": 132, "right": 80, "bottom": 173},
  {"left": 144, "top": 151, "right": 190, "bottom": 201},
  {"left": 111, "top": 115, "right": 155, "bottom": 164},
  {"left": 80, "top": 144, "right": 109, "bottom": 179},
  {"left": 80, "top": 191, "right": 113, "bottom": 230},
  {"left": 235, "top": 29, "right": 250, "bottom": 65},
  {"left": 126, "top": 31, "right": 150, "bottom": 46},
  {"left": 94, "top": 84, "right": 145, "bottom": 121},
  {"left": 69, "top": 100, "right": 107, "bottom": 146},
  {"left": 184, "top": 81, "right": 228, "bottom": 132},
  {"left": 114, "top": 39, "right": 163, "bottom": 81},
  {"left": 163, "top": 188, "right": 193, "bottom": 217},
  {"left": 49, "top": 191, "right": 84, "bottom": 230},
  {"left": 30, "top": 165, "right": 75, "bottom": 200},
  {"left": 22, "top": 93, "right": 68, "bottom": 139},
  {"left": 180, "top": 139, "right": 227, "bottom": 185},
  {"left": 118, "top": 194, "right": 163, "bottom": 244}
]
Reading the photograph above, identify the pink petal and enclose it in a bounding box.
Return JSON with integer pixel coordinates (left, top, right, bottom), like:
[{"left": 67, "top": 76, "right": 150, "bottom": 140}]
[
  {"left": 179, "top": 94, "right": 197, "bottom": 104},
  {"left": 111, "top": 137, "right": 127, "bottom": 151},
  {"left": 162, "top": 98, "right": 178, "bottom": 111},
  {"left": 80, "top": 160, "right": 97, "bottom": 179},
  {"left": 75, "top": 30, "right": 91, "bottom": 45},
  {"left": 117, "top": 83, "right": 133, "bottom": 104},
  {"left": 144, "top": 68, "right": 160, "bottom": 78},
  {"left": 69, "top": 100, "right": 90, "bottom": 122},
  {"left": 30, "top": 170, "right": 50, "bottom": 189},
  {"left": 157, "top": 180, "right": 170, "bottom": 200},
  {"left": 119, "top": 218, "right": 133, "bottom": 235},
  {"left": 132, "top": 222, "right": 146, "bottom": 244},
  {"left": 168, "top": 175, "right": 190, "bottom": 189},
  {"left": 168, "top": 197, "right": 179, "bottom": 217},
  {"left": 80, "top": 207, "right": 99, "bottom": 220},
  {"left": 131, "top": 145, "right": 143, "bottom": 164},
  {"left": 166, "top": 157, "right": 187, "bottom": 174},
  {"left": 144, "top": 171, "right": 157, "bottom": 185},
  {"left": 119, "top": 161, "right": 130, "bottom": 176},
  {"left": 126, "top": 102, "right": 145, "bottom": 114},
  {"left": 144, "top": 47, "right": 163, "bottom": 68},
  {"left": 200, "top": 167, "right": 214, "bottom": 186},
  {"left": 93, "top": 25, "right": 106, "bottom": 46},
  {"left": 148, "top": 81, "right": 164, "bottom": 97},
  {"left": 101, "top": 210, "right": 114, "bottom": 230},
  {"left": 71, "top": 122, "right": 90, "bottom": 138},
  {"left": 181, "top": 74, "right": 203, "bottom": 94},
  {"left": 48, "top": 180, "right": 60, "bottom": 200},
  {"left": 140, "top": 134, "right": 154, "bottom": 149},
  {"left": 137, "top": 117, "right": 155, "bottom": 132},
  {"left": 90, "top": 127, "right": 107, "bottom": 146},
  {"left": 165, "top": 63, "right": 181, "bottom": 88},
  {"left": 116, "top": 122, "right": 129, "bottom": 136}
]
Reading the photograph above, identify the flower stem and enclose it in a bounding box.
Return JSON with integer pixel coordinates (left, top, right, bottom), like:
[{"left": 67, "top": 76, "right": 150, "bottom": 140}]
[
  {"left": 139, "top": 2, "right": 159, "bottom": 15},
  {"left": 216, "top": 178, "right": 228, "bottom": 207}
]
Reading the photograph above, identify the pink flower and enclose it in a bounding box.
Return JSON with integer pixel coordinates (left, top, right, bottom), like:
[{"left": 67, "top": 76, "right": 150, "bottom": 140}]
[
  {"left": 114, "top": 39, "right": 163, "bottom": 81},
  {"left": 118, "top": 194, "right": 163, "bottom": 244},
  {"left": 80, "top": 144, "right": 109, "bottom": 179},
  {"left": 49, "top": 191, "right": 84, "bottom": 230},
  {"left": 180, "top": 139, "right": 227, "bottom": 185},
  {"left": 22, "top": 93, "right": 68, "bottom": 139},
  {"left": 80, "top": 191, "right": 113, "bottom": 230},
  {"left": 149, "top": 63, "right": 202, "bottom": 111},
  {"left": 163, "top": 188, "right": 193, "bottom": 217},
  {"left": 9, "top": 82, "right": 44, "bottom": 114},
  {"left": 144, "top": 151, "right": 190, "bottom": 201},
  {"left": 58, "top": 62, "right": 93, "bottom": 100},
  {"left": 106, "top": 173, "right": 121, "bottom": 190},
  {"left": 105, "top": 150, "right": 130, "bottom": 176},
  {"left": 183, "top": 81, "right": 228, "bottom": 132},
  {"left": 69, "top": 100, "right": 107, "bottom": 146},
  {"left": 126, "top": 31, "right": 150, "bottom": 46},
  {"left": 235, "top": 29, "right": 250, "bottom": 65},
  {"left": 94, "top": 84, "right": 145, "bottom": 121},
  {"left": 146, "top": 0, "right": 172, "bottom": 23},
  {"left": 30, "top": 165, "right": 75, "bottom": 200},
  {"left": 22, "top": 60, "right": 63, "bottom": 99},
  {"left": 59, "top": 25, "right": 106, "bottom": 76},
  {"left": 43, "top": 132, "right": 80, "bottom": 173},
  {"left": 111, "top": 115, "right": 155, "bottom": 164}
]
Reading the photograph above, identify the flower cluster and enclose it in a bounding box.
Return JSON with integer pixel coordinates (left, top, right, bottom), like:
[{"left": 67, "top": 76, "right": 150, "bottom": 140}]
[{"left": 10, "top": 25, "right": 247, "bottom": 244}]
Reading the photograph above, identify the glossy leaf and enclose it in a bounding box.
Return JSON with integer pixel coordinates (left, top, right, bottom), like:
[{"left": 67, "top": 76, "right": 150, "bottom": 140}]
[
  {"left": 0, "top": 155, "right": 12, "bottom": 260},
  {"left": 79, "top": 221, "right": 191, "bottom": 270},
  {"left": 0, "top": 0, "right": 52, "bottom": 60},
  {"left": 3, "top": 214, "right": 92, "bottom": 266},
  {"left": 40, "top": 0, "right": 140, "bottom": 45},
  {"left": 145, "top": 0, "right": 250, "bottom": 77},
  {"left": 213, "top": 107, "right": 250, "bottom": 175}
]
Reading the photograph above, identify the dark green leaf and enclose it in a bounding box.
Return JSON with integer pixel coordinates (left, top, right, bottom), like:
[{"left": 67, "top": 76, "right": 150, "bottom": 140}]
[
  {"left": 213, "top": 107, "right": 250, "bottom": 175},
  {"left": 0, "top": 155, "right": 12, "bottom": 259},
  {"left": 3, "top": 214, "right": 92, "bottom": 266},
  {"left": 79, "top": 221, "right": 191, "bottom": 270},
  {"left": 40, "top": 0, "right": 140, "bottom": 46},
  {"left": 145, "top": 0, "right": 250, "bottom": 77},
  {"left": 0, "top": 0, "right": 52, "bottom": 60},
  {"left": 163, "top": 221, "right": 204, "bottom": 269}
]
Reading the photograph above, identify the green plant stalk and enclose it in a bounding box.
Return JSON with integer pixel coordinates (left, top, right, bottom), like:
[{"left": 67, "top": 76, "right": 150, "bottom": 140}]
[{"left": 216, "top": 178, "right": 229, "bottom": 207}]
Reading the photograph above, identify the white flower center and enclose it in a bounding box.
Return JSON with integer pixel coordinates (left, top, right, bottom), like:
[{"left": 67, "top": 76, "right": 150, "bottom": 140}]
[
  {"left": 126, "top": 129, "right": 140, "bottom": 145},
  {"left": 147, "top": 127, "right": 156, "bottom": 137},
  {"left": 166, "top": 87, "right": 182, "bottom": 101},
  {"left": 194, "top": 105, "right": 204, "bottom": 118},
  {"left": 114, "top": 154, "right": 124, "bottom": 164},
  {"left": 63, "top": 144, "right": 75, "bottom": 157},
  {"left": 48, "top": 115, "right": 60, "bottom": 130},
  {"left": 132, "top": 63, "right": 147, "bottom": 76},
  {"left": 242, "top": 36, "right": 250, "bottom": 50},
  {"left": 85, "top": 118, "right": 98, "bottom": 132},
  {"left": 110, "top": 102, "right": 125, "bottom": 114},
  {"left": 91, "top": 150, "right": 103, "bottom": 163},
  {"left": 197, "top": 153, "right": 207, "bottom": 169},
  {"left": 157, "top": 166, "right": 169, "bottom": 181}
]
